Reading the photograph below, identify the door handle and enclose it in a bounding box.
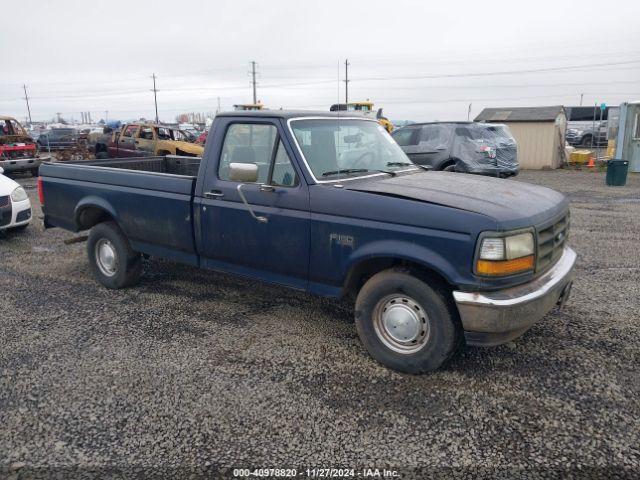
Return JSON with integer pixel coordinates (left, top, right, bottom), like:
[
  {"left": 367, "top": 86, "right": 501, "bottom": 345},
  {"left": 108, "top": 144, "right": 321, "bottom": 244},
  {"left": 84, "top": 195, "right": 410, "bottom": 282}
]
[
  {"left": 259, "top": 184, "right": 276, "bottom": 193},
  {"left": 204, "top": 190, "right": 224, "bottom": 199}
]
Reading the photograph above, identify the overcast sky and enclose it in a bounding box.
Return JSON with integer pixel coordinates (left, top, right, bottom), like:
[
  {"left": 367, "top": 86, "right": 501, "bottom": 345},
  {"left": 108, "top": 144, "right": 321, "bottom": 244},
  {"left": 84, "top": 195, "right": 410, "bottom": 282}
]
[{"left": 1, "top": 0, "right": 639, "bottom": 123}]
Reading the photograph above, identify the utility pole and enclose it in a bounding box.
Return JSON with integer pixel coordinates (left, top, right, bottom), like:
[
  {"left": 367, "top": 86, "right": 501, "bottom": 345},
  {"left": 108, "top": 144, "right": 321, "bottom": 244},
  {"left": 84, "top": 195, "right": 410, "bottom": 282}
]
[
  {"left": 250, "top": 61, "right": 258, "bottom": 104},
  {"left": 23, "top": 84, "right": 32, "bottom": 125},
  {"left": 151, "top": 73, "right": 159, "bottom": 123},
  {"left": 105, "top": 110, "right": 109, "bottom": 123},
  {"left": 467, "top": 103, "right": 472, "bottom": 121},
  {"left": 580, "top": 93, "right": 584, "bottom": 106},
  {"left": 216, "top": 97, "right": 221, "bottom": 113},
  {"left": 344, "top": 59, "right": 350, "bottom": 104}
]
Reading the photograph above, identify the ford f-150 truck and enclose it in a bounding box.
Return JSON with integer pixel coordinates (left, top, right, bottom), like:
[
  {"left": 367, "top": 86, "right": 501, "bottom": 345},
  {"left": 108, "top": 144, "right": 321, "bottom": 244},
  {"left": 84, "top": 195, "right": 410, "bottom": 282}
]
[{"left": 39, "top": 111, "right": 576, "bottom": 373}]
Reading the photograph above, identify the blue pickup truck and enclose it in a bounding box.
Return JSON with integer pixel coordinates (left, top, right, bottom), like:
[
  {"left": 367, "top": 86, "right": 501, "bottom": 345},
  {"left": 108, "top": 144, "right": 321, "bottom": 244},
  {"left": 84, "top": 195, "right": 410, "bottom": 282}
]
[{"left": 39, "top": 111, "right": 576, "bottom": 373}]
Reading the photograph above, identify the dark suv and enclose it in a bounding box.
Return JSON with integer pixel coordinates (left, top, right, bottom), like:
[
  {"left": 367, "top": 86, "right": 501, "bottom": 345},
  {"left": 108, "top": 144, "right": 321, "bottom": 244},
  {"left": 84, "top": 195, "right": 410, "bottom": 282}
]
[
  {"left": 392, "top": 122, "right": 519, "bottom": 177},
  {"left": 36, "top": 128, "right": 79, "bottom": 151}
]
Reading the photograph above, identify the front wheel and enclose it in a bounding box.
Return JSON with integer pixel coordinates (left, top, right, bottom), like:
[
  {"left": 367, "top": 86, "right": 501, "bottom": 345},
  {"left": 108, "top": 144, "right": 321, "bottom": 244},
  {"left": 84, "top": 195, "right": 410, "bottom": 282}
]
[
  {"left": 87, "top": 221, "right": 142, "bottom": 289},
  {"left": 355, "top": 269, "right": 461, "bottom": 373}
]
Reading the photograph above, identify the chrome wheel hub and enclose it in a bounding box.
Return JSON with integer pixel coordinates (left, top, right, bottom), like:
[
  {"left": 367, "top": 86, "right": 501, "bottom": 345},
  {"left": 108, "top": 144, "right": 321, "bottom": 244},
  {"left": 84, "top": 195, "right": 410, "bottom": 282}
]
[
  {"left": 373, "top": 295, "right": 430, "bottom": 354},
  {"left": 95, "top": 239, "right": 117, "bottom": 277}
]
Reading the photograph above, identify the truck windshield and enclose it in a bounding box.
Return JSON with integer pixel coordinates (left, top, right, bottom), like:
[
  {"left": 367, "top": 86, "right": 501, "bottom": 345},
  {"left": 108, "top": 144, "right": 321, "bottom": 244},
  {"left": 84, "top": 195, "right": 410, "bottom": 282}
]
[
  {"left": 291, "top": 119, "right": 415, "bottom": 179},
  {"left": 1, "top": 119, "right": 26, "bottom": 136}
]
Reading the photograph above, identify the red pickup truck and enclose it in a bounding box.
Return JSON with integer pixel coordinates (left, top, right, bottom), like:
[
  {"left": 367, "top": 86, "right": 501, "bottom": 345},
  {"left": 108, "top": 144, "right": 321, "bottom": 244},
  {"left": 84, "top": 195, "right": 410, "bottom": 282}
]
[{"left": 0, "top": 116, "right": 48, "bottom": 176}]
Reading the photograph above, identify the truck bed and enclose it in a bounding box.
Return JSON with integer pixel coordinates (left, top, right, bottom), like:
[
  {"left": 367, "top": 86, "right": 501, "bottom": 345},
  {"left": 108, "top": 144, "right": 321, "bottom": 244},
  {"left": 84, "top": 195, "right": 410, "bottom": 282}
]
[{"left": 40, "top": 156, "right": 202, "bottom": 265}]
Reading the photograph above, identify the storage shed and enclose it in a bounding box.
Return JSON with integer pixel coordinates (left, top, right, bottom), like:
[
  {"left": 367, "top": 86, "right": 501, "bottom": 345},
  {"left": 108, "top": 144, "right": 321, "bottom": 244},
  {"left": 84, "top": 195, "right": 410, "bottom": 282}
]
[{"left": 474, "top": 106, "right": 567, "bottom": 169}]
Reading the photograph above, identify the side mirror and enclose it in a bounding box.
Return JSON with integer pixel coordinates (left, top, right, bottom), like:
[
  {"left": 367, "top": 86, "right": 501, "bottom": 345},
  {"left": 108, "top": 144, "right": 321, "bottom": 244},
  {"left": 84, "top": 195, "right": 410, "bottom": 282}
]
[
  {"left": 229, "top": 162, "right": 258, "bottom": 183},
  {"left": 0, "top": 167, "right": 4, "bottom": 175},
  {"left": 228, "top": 162, "right": 267, "bottom": 224}
]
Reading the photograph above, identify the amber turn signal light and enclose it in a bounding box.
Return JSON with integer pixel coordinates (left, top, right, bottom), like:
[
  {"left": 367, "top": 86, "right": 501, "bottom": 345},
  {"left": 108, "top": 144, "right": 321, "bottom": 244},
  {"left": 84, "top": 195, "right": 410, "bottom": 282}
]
[{"left": 476, "top": 255, "right": 534, "bottom": 276}]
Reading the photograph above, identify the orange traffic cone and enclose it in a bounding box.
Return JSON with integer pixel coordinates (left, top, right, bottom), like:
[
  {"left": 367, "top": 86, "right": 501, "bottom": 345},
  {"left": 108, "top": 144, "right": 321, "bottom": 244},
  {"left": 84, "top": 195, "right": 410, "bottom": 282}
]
[{"left": 587, "top": 156, "right": 595, "bottom": 168}]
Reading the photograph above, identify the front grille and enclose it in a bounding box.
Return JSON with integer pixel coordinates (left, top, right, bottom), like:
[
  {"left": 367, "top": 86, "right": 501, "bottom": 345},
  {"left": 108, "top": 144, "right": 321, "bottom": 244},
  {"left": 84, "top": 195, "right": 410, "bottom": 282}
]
[
  {"left": 16, "top": 208, "right": 31, "bottom": 223},
  {"left": 0, "top": 198, "right": 11, "bottom": 227},
  {"left": 536, "top": 212, "right": 570, "bottom": 272}
]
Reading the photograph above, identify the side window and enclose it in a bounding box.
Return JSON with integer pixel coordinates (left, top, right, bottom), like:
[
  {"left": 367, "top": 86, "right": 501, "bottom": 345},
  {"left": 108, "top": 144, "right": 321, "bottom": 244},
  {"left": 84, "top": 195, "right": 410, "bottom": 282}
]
[
  {"left": 420, "top": 126, "right": 449, "bottom": 149},
  {"left": 139, "top": 127, "right": 154, "bottom": 140},
  {"left": 219, "top": 123, "right": 277, "bottom": 183},
  {"left": 218, "top": 123, "right": 298, "bottom": 187},
  {"left": 271, "top": 141, "right": 298, "bottom": 187},
  {"left": 392, "top": 127, "right": 417, "bottom": 146},
  {"left": 122, "top": 125, "right": 138, "bottom": 137},
  {"left": 156, "top": 127, "right": 171, "bottom": 140}
]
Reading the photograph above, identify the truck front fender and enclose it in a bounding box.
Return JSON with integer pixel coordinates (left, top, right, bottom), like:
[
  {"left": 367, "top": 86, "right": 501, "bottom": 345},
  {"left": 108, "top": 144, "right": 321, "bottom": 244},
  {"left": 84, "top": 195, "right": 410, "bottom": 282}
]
[{"left": 344, "top": 239, "right": 463, "bottom": 290}]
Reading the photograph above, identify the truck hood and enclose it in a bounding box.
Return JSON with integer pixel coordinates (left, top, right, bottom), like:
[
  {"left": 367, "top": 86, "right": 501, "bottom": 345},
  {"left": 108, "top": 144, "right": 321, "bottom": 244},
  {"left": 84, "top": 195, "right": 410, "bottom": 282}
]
[
  {"left": 173, "top": 141, "right": 204, "bottom": 155},
  {"left": 346, "top": 171, "right": 568, "bottom": 229},
  {"left": 0, "top": 135, "right": 34, "bottom": 145}
]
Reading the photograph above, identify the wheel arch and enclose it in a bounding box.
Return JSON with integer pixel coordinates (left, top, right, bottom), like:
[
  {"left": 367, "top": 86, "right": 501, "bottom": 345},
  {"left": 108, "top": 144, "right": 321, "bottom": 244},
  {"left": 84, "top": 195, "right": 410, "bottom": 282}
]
[
  {"left": 74, "top": 197, "right": 118, "bottom": 231},
  {"left": 341, "top": 243, "right": 458, "bottom": 299},
  {"left": 438, "top": 158, "right": 457, "bottom": 170}
]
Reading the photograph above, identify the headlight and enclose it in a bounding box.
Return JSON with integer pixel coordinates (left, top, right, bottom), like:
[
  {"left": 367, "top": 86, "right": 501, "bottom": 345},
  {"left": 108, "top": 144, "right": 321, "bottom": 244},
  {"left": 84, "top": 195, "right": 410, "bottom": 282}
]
[
  {"left": 11, "top": 186, "right": 29, "bottom": 202},
  {"left": 476, "top": 232, "right": 535, "bottom": 276}
]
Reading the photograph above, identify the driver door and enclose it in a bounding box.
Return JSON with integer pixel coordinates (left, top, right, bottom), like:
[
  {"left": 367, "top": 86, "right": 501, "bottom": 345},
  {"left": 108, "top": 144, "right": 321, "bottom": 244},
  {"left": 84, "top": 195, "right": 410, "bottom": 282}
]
[{"left": 197, "top": 118, "right": 310, "bottom": 289}]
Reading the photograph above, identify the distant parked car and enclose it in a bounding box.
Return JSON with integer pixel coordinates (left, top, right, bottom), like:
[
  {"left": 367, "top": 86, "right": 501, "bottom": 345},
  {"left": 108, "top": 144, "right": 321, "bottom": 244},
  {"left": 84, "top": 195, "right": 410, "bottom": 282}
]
[
  {"left": 36, "top": 128, "right": 80, "bottom": 151},
  {"left": 0, "top": 166, "right": 32, "bottom": 232},
  {"left": 392, "top": 122, "right": 519, "bottom": 177},
  {"left": 196, "top": 130, "right": 208, "bottom": 145},
  {"left": 565, "top": 106, "right": 609, "bottom": 147}
]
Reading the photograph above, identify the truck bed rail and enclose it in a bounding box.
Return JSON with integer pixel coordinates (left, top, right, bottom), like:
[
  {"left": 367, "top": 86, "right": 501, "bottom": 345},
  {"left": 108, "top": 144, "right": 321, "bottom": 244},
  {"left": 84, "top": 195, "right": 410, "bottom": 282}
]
[{"left": 68, "top": 155, "right": 201, "bottom": 177}]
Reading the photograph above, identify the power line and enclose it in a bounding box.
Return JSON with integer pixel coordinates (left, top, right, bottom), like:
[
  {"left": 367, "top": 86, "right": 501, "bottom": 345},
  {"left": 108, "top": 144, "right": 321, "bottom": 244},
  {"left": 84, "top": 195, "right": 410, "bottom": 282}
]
[{"left": 353, "top": 59, "right": 640, "bottom": 82}]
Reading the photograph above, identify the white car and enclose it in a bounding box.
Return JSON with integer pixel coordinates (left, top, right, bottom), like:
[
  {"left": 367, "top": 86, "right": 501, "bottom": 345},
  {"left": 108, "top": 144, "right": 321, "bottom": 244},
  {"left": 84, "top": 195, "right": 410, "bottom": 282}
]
[{"left": 0, "top": 166, "right": 32, "bottom": 231}]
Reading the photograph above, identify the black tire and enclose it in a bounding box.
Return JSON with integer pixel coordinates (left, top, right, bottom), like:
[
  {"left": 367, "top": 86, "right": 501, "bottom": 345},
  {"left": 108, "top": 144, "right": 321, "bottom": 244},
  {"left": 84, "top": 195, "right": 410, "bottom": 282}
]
[
  {"left": 87, "top": 221, "right": 142, "bottom": 289},
  {"left": 95, "top": 151, "right": 109, "bottom": 159},
  {"left": 580, "top": 135, "right": 592, "bottom": 147},
  {"left": 355, "top": 268, "right": 461, "bottom": 373},
  {"left": 30, "top": 168, "right": 39, "bottom": 177},
  {"left": 441, "top": 160, "right": 456, "bottom": 172}
]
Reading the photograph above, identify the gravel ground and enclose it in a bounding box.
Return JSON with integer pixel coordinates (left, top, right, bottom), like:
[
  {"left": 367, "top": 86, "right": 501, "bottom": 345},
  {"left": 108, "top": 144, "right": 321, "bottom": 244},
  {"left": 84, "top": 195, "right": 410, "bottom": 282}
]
[{"left": 0, "top": 169, "right": 639, "bottom": 479}]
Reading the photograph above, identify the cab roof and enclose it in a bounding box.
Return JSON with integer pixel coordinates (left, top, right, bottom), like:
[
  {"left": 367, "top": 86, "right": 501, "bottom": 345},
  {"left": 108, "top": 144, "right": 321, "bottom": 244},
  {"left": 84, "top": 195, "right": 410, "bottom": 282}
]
[{"left": 216, "top": 110, "right": 375, "bottom": 120}]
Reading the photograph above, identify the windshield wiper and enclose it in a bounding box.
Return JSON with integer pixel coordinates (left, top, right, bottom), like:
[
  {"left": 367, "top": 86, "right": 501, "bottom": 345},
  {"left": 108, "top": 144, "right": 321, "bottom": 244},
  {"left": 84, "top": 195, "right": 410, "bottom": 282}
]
[
  {"left": 386, "top": 161, "right": 413, "bottom": 167},
  {"left": 321, "top": 168, "right": 369, "bottom": 177},
  {"left": 372, "top": 169, "right": 397, "bottom": 177},
  {"left": 386, "top": 161, "right": 431, "bottom": 171}
]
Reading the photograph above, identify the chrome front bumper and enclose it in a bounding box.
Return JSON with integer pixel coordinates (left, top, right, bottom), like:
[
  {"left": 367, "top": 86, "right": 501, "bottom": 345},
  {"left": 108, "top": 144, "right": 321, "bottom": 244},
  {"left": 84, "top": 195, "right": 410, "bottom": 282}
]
[{"left": 453, "top": 247, "right": 577, "bottom": 346}]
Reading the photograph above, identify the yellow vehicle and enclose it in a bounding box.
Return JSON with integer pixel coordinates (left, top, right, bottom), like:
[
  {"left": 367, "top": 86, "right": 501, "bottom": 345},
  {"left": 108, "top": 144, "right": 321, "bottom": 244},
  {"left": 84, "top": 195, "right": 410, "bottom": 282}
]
[
  {"left": 233, "top": 103, "right": 265, "bottom": 111},
  {"left": 96, "top": 123, "right": 204, "bottom": 158},
  {"left": 329, "top": 101, "right": 394, "bottom": 133}
]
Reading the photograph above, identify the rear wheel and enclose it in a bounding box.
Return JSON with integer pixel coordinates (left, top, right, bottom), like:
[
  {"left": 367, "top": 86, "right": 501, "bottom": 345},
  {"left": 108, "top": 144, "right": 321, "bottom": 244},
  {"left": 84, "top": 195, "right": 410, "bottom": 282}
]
[
  {"left": 355, "top": 269, "right": 461, "bottom": 373},
  {"left": 580, "top": 135, "right": 593, "bottom": 147},
  {"left": 442, "top": 162, "right": 456, "bottom": 172},
  {"left": 87, "top": 221, "right": 142, "bottom": 289}
]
